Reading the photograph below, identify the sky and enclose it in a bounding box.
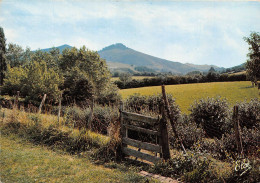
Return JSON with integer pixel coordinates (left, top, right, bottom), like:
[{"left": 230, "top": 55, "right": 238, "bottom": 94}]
[{"left": 0, "top": 0, "right": 259, "bottom": 68}]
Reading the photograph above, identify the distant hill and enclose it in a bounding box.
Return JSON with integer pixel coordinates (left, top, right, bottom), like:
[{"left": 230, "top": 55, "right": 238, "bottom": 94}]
[
  {"left": 227, "top": 63, "right": 246, "bottom": 72},
  {"left": 37, "top": 43, "right": 225, "bottom": 74},
  {"left": 98, "top": 43, "right": 223, "bottom": 74},
  {"left": 36, "top": 44, "right": 72, "bottom": 53}
]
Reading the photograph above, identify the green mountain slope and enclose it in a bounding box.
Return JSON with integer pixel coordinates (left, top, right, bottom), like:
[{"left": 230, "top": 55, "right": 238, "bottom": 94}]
[{"left": 98, "top": 43, "right": 223, "bottom": 74}]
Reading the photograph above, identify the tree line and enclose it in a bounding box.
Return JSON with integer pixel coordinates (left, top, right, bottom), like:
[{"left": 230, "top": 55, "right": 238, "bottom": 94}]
[{"left": 0, "top": 27, "right": 120, "bottom": 105}]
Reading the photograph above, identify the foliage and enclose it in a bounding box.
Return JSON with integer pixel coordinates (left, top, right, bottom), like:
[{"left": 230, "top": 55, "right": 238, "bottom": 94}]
[
  {"left": 0, "top": 26, "right": 7, "bottom": 86},
  {"left": 215, "top": 127, "right": 260, "bottom": 158},
  {"left": 190, "top": 97, "right": 231, "bottom": 138},
  {"left": 125, "top": 93, "right": 180, "bottom": 117},
  {"left": 96, "top": 83, "right": 121, "bottom": 105},
  {"left": 152, "top": 153, "right": 212, "bottom": 182},
  {"left": 59, "top": 46, "right": 116, "bottom": 104},
  {"left": 1, "top": 65, "right": 27, "bottom": 95},
  {"left": 172, "top": 114, "right": 205, "bottom": 149},
  {"left": 244, "top": 32, "right": 260, "bottom": 84},
  {"left": 119, "top": 72, "right": 132, "bottom": 87},
  {"left": 31, "top": 48, "right": 59, "bottom": 70},
  {"left": 22, "top": 61, "right": 63, "bottom": 102},
  {"left": 63, "top": 67, "right": 94, "bottom": 104},
  {"left": 2, "top": 61, "right": 63, "bottom": 102},
  {"left": 114, "top": 72, "right": 247, "bottom": 89},
  {"left": 64, "top": 105, "right": 119, "bottom": 135},
  {"left": 237, "top": 98, "right": 260, "bottom": 129}
]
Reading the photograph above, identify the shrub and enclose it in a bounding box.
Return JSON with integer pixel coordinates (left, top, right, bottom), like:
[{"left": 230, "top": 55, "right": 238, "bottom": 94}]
[
  {"left": 92, "top": 105, "right": 119, "bottom": 135},
  {"left": 190, "top": 97, "right": 231, "bottom": 139},
  {"left": 171, "top": 114, "right": 205, "bottom": 149},
  {"left": 237, "top": 98, "right": 260, "bottom": 129},
  {"left": 125, "top": 93, "right": 180, "bottom": 118},
  {"left": 215, "top": 127, "right": 260, "bottom": 158},
  {"left": 63, "top": 105, "right": 91, "bottom": 129},
  {"left": 151, "top": 153, "right": 212, "bottom": 182},
  {"left": 96, "top": 83, "right": 121, "bottom": 105}
]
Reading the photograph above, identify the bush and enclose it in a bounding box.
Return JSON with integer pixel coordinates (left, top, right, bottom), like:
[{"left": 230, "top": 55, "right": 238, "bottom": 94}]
[
  {"left": 64, "top": 105, "right": 119, "bottom": 135},
  {"left": 237, "top": 98, "right": 260, "bottom": 129},
  {"left": 92, "top": 105, "right": 119, "bottom": 135},
  {"left": 172, "top": 115, "right": 205, "bottom": 149},
  {"left": 125, "top": 93, "right": 180, "bottom": 118},
  {"left": 215, "top": 127, "right": 260, "bottom": 158},
  {"left": 151, "top": 153, "right": 213, "bottom": 182},
  {"left": 64, "top": 105, "right": 91, "bottom": 129},
  {"left": 190, "top": 97, "right": 231, "bottom": 139}
]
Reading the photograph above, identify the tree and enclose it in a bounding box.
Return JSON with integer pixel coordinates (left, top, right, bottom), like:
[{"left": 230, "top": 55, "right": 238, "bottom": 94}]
[
  {"left": 0, "top": 27, "right": 7, "bottom": 86},
  {"left": 59, "top": 46, "right": 114, "bottom": 103},
  {"left": 244, "top": 32, "right": 260, "bottom": 86},
  {"left": 6, "top": 43, "right": 25, "bottom": 67},
  {"left": 206, "top": 67, "right": 219, "bottom": 82},
  {"left": 119, "top": 72, "right": 132, "bottom": 87}
]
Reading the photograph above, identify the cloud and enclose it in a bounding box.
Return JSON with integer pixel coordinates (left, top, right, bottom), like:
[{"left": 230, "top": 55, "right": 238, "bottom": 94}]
[{"left": 0, "top": 1, "right": 259, "bottom": 67}]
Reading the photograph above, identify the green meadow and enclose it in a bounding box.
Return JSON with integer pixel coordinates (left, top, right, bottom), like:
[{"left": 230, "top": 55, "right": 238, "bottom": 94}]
[
  {"left": 120, "top": 81, "right": 259, "bottom": 113},
  {"left": 0, "top": 134, "right": 156, "bottom": 183}
]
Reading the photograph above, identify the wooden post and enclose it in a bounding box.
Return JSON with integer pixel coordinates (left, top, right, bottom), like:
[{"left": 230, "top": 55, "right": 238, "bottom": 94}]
[
  {"left": 119, "top": 101, "right": 127, "bottom": 158},
  {"left": 160, "top": 104, "right": 171, "bottom": 160},
  {"left": 38, "top": 94, "right": 47, "bottom": 114},
  {"left": 120, "top": 101, "right": 126, "bottom": 138},
  {"left": 233, "top": 105, "right": 243, "bottom": 156},
  {"left": 57, "top": 93, "right": 62, "bottom": 125},
  {"left": 161, "top": 85, "right": 186, "bottom": 154},
  {"left": 88, "top": 98, "right": 94, "bottom": 129}
]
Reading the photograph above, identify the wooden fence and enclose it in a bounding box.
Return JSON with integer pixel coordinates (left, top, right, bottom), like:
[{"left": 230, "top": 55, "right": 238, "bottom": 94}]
[{"left": 120, "top": 102, "right": 170, "bottom": 164}]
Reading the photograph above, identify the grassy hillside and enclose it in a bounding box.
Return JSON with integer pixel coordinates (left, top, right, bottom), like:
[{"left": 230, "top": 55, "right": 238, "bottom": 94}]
[
  {"left": 98, "top": 43, "right": 222, "bottom": 74},
  {"left": 0, "top": 134, "right": 154, "bottom": 183},
  {"left": 120, "top": 81, "right": 259, "bottom": 113}
]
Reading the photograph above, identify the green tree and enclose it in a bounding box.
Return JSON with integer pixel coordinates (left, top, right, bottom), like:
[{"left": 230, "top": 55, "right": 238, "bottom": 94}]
[
  {"left": 244, "top": 32, "right": 260, "bottom": 86},
  {"left": 0, "top": 27, "right": 7, "bottom": 86},
  {"left": 21, "top": 60, "right": 63, "bottom": 102},
  {"left": 6, "top": 43, "right": 25, "bottom": 67},
  {"left": 59, "top": 46, "right": 113, "bottom": 102},
  {"left": 119, "top": 72, "right": 132, "bottom": 87},
  {"left": 1, "top": 65, "right": 27, "bottom": 95},
  {"left": 31, "top": 49, "right": 59, "bottom": 70}
]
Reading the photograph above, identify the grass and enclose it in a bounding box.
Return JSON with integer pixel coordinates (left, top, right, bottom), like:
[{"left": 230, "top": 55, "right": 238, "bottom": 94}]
[
  {"left": 0, "top": 134, "right": 156, "bottom": 183},
  {"left": 120, "top": 81, "right": 259, "bottom": 113}
]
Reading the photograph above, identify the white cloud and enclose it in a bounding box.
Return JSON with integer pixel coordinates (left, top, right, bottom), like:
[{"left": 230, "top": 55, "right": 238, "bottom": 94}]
[{"left": 4, "top": 28, "right": 19, "bottom": 42}]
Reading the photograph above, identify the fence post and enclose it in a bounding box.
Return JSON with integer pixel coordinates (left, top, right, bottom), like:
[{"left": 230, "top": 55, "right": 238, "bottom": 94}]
[
  {"left": 161, "top": 85, "right": 186, "bottom": 154},
  {"left": 38, "top": 94, "right": 47, "bottom": 114},
  {"left": 119, "top": 101, "right": 127, "bottom": 158},
  {"left": 233, "top": 105, "right": 243, "bottom": 156},
  {"left": 160, "top": 104, "right": 171, "bottom": 161}
]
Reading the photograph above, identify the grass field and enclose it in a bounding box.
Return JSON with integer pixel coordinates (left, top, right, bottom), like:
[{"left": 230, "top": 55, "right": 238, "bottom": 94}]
[
  {"left": 0, "top": 134, "right": 156, "bottom": 183},
  {"left": 120, "top": 81, "right": 259, "bottom": 113}
]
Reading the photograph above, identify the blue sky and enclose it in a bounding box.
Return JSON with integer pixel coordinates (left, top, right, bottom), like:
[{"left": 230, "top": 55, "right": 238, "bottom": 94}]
[{"left": 0, "top": 0, "right": 259, "bottom": 68}]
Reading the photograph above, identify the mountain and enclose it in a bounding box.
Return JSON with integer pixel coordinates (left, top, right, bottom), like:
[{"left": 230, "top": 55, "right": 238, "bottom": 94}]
[
  {"left": 98, "top": 43, "right": 223, "bottom": 74},
  {"left": 37, "top": 44, "right": 72, "bottom": 53},
  {"left": 37, "top": 43, "right": 225, "bottom": 74}
]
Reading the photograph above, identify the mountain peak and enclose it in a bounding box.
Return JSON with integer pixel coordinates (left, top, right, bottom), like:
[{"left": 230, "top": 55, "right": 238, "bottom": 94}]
[{"left": 101, "top": 43, "right": 128, "bottom": 51}]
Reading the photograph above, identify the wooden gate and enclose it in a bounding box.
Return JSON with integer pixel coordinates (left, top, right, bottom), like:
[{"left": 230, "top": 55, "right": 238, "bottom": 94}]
[{"left": 120, "top": 102, "right": 170, "bottom": 164}]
